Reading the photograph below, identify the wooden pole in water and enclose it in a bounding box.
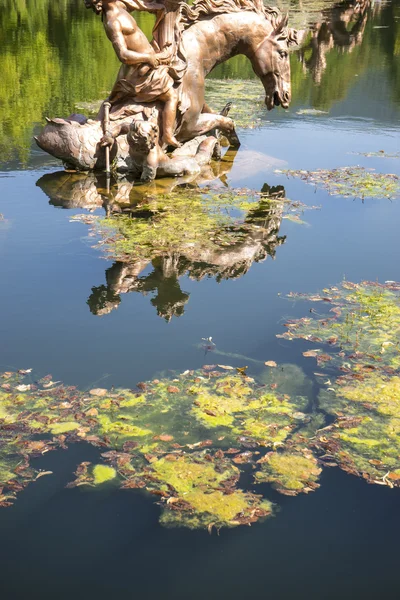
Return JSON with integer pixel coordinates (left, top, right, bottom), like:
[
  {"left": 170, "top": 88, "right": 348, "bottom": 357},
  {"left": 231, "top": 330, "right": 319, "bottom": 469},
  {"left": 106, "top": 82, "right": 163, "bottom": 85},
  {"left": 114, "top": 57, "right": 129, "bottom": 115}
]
[{"left": 103, "top": 101, "right": 111, "bottom": 178}]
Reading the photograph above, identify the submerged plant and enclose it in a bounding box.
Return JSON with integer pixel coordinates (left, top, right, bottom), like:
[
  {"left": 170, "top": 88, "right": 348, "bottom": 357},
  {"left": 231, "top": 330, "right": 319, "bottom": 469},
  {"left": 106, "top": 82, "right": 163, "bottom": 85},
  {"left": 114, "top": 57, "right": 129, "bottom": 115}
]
[
  {"left": 278, "top": 166, "right": 399, "bottom": 199},
  {"left": 255, "top": 450, "right": 321, "bottom": 495},
  {"left": 4, "top": 279, "right": 400, "bottom": 524},
  {"left": 205, "top": 79, "right": 265, "bottom": 128},
  {"left": 281, "top": 280, "right": 400, "bottom": 487},
  {"left": 0, "top": 364, "right": 318, "bottom": 527}
]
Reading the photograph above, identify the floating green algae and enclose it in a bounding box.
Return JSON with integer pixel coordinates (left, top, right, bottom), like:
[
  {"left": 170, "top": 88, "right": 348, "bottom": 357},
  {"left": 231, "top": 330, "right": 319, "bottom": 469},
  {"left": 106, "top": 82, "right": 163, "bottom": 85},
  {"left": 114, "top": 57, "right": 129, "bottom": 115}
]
[
  {"left": 74, "top": 184, "right": 318, "bottom": 320},
  {"left": 255, "top": 450, "right": 321, "bottom": 495},
  {"left": 278, "top": 166, "right": 400, "bottom": 199},
  {"left": 204, "top": 79, "right": 265, "bottom": 129},
  {"left": 151, "top": 452, "right": 273, "bottom": 529},
  {"left": 280, "top": 280, "right": 400, "bottom": 487},
  {"left": 0, "top": 365, "right": 318, "bottom": 525},
  {"left": 353, "top": 151, "right": 400, "bottom": 159},
  {"left": 68, "top": 463, "right": 118, "bottom": 487},
  {"left": 93, "top": 464, "right": 117, "bottom": 485},
  {"left": 280, "top": 281, "right": 400, "bottom": 373},
  {"left": 77, "top": 184, "right": 316, "bottom": 266},
  {"left": 3, "top": 280, "right": 400, "bottom": 522}
]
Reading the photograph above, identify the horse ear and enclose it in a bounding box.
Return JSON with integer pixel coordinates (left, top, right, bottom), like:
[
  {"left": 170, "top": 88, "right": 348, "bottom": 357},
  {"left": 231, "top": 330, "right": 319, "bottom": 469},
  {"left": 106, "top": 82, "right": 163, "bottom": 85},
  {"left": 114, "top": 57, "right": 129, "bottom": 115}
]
[{"left": 272, "top": 13, "right": 289, "bottom": 38}]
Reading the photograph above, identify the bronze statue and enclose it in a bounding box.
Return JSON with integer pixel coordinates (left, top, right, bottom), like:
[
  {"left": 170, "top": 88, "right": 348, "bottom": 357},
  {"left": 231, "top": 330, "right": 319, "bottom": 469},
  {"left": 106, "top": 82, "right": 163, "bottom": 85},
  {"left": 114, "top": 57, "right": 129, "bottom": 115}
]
[
  {"left": 35, "top": 0, "right": 298, "bottom": 179},
  {"left": 84, "top": 0, "right": 182, "bottom": 147}
]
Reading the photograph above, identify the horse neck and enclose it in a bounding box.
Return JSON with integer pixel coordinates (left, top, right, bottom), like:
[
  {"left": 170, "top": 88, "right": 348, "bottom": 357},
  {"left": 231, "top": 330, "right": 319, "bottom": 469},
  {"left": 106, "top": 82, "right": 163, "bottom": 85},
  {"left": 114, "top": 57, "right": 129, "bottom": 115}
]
[{"left": 185, "top": 12, "right": 273, "bottom": 76}]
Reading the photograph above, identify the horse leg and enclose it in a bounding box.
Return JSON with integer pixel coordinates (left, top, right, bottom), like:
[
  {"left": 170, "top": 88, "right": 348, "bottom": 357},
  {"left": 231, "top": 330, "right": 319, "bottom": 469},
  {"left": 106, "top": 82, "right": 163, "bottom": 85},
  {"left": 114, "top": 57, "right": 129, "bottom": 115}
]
[{"left": 188, "top": 114, "right": 240, "bottom": 148}]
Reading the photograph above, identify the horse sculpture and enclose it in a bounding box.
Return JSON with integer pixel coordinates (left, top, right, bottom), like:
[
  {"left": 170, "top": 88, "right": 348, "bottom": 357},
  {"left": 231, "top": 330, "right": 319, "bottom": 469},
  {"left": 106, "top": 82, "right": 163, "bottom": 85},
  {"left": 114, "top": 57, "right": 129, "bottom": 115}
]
[{"left": 35, "top": 0, "right": 297, "bottom": 175}]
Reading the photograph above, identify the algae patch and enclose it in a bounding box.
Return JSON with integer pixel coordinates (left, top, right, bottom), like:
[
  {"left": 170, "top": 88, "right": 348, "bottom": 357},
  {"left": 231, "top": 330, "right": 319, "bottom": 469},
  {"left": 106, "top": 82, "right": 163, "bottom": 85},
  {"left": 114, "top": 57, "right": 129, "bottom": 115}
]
[
  {"left": 205, "top": 79, "right": 265, "bottom": 129},
  {"left": 93, "top": 464, "right": 117, "bottom": 485},
  {"left": 280, "top": 280, "right": 400, "bottom": 486},
  {"left": 255, "top": 451, "right": 321, "bottom": 495},
  {"left": 0, "top": 365, "right": 315, "bottom": 527},
  {"left": 278, "top": 166, "right": 399, "bottom": 199}
]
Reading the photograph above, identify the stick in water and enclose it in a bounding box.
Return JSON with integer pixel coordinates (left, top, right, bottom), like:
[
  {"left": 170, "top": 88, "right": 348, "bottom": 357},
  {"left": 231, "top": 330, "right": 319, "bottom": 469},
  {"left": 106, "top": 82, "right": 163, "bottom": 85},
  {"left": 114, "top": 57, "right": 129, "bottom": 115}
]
[{"left": 103, "top": 101, "right": 111, "bottom": 177}]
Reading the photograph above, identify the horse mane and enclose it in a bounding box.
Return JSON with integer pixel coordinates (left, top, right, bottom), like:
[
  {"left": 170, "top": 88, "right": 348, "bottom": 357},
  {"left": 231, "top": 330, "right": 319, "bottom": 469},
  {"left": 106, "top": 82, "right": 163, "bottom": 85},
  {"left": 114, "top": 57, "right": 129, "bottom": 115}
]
[{"left": 181, "top": 0, "right": 298, "bottom": 45}]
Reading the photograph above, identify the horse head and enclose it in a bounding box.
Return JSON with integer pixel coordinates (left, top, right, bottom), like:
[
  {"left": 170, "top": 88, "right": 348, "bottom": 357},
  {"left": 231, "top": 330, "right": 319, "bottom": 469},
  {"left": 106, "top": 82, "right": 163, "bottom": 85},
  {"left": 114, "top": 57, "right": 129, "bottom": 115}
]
[{"left": 251, "top": 14, "right": 298, "bottom": 110}]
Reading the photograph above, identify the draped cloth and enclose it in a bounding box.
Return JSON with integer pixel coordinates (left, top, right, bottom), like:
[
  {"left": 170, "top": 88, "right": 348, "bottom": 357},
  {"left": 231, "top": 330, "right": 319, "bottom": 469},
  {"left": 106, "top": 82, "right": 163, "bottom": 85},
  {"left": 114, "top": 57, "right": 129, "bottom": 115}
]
[{"left": 108, "top": 0, "right": 188, "bottom": 108}]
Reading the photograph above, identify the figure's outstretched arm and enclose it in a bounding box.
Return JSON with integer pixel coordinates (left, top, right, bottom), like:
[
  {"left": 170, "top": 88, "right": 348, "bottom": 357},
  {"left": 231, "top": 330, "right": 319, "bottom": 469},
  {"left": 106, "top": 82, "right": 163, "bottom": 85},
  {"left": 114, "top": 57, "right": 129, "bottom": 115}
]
[
  {"left": 100, "top": 121, "right": 131, "bottom": 148},
  {"left": 108, "top": 21, "right": 159, "bottom": 67}
]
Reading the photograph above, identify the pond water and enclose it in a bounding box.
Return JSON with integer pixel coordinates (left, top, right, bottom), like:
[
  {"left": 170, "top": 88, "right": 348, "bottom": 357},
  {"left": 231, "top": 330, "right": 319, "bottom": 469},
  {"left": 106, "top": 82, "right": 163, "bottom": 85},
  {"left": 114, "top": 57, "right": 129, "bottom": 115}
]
[{"left": 0, "top": 0, "right": 400, "bottom": 598}]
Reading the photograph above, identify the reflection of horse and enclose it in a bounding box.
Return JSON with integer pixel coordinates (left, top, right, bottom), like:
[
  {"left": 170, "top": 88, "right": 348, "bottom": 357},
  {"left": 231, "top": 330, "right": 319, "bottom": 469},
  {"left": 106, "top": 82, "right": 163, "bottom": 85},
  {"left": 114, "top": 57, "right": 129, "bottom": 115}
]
[
  {"left": 35, "top": 0, "right": 297, "bottom": 172},
  {"left": 87, "top": 203, "right": 285, "bottom": 321}
]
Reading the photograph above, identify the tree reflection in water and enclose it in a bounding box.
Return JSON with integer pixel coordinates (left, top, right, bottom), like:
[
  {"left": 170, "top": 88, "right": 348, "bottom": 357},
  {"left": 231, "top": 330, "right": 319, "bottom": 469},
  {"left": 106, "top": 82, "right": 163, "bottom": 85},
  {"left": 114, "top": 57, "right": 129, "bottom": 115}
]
[{"left": 298, "top": 0, "right": 371, "bottom": 84}]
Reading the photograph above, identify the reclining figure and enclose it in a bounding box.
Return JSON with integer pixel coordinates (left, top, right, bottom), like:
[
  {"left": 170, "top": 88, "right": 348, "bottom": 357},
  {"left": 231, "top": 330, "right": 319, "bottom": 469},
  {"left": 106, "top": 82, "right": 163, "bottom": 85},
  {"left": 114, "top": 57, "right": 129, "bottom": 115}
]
[{"left": 102, "top": 119, "right": 220, "bottom": 181}]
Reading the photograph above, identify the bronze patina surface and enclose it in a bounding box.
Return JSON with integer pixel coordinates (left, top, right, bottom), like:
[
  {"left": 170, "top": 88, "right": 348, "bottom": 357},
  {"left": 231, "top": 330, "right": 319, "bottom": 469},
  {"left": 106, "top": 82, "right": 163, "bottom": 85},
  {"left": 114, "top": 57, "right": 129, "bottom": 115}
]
[{"left": 35, "top": 0, "right": 298, "bottom": 179}]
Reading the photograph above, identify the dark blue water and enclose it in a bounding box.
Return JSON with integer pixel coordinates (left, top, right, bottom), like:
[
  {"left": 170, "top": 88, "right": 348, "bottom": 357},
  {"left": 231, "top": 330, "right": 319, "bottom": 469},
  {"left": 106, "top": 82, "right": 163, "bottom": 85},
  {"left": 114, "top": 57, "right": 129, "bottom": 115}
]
[{"left": 0, "top": 0, "right": 400, "bottom": 598}]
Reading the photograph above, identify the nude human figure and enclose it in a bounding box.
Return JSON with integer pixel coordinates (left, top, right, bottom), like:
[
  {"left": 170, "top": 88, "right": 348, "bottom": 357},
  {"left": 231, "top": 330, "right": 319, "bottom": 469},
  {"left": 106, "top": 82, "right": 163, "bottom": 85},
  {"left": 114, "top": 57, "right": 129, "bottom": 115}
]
[{"left": 84, "top": 0, "right": 181, "bottom": 147}]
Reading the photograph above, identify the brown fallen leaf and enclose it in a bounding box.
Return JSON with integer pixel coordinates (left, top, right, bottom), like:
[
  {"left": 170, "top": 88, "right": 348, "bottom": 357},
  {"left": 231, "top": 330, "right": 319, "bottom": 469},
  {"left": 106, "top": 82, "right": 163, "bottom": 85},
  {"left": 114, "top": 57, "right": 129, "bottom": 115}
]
[
  {"left": 303, "top": 350, "right": 321, "bottom": 358},
  {"left": 264, "top": 361, "right": 277, "bottom": 368},
  {"left": 158, "top": 434, "right": 174, "bottom": 442},
  {"left": 204, "top": 409, "right": 217, "bottom": 417},
  {"left": 89, "top": 388, "right": 108, "bottom": 397},
  {"left": 167, "top": 386, "right": 179, "bottom": 393},
  {"left": 35, "top": 471, "right": 53, "bottom": 480},
  {"left": 85, "top": 407, "right": 99, "bottom": 417}
]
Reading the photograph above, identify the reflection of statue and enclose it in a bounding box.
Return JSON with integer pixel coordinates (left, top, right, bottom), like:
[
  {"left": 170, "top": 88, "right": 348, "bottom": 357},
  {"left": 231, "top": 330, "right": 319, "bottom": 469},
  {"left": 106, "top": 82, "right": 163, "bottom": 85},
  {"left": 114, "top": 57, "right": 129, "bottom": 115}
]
[
  {"left": 299, "top": 0, "right": 370, "bottom": 84},
  {"left": 36, "top": 0, "right": 298, "bottom": 177},
  {"left": 88, "top": 257, "right": 190, "bottom": 320},
  {"left": 36, "top": 166, "right": 286, "bottom": 320},
  {"left": 85, "top": 197, "right": 285, "bottom": 319}
]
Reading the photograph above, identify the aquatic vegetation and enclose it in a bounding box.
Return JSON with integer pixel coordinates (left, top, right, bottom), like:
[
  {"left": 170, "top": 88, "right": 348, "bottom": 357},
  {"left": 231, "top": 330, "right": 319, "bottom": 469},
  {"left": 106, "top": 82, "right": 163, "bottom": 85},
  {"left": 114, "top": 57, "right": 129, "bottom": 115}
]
[
  {"left": 93, "top": 187, "right": 254, "bottom": 262},
  {"left": 278, "top": 167, "right": 399, "bottom": 200},
  {"left": 281, "top": 280, "right": 400, "bottom": 487},
  {"left": 80, "top": 185, "right": 317, "bottom": 270},
  {"left": 205, "top": 79, "right": 265, "bottom": 128},
  {"left": 2, "top": 280, "right": 400, "bottom": 522},
  {"left": 353, "top": 150, "right": 400, "bottom": 159},
  {"left": 0, "top": 365, "right": 316, "bottom": 527},
  {"left": 151, "top": 452, "right": 272, "bottom": 529},
  {"left": 295, "top": 109, "right": 328, "bottom": 116},
  {"left": 255, "top": 451, "right": 321, "bottom": 495},
  {"left": 280, "top": 281, "right": 400, "bottom": 373}
]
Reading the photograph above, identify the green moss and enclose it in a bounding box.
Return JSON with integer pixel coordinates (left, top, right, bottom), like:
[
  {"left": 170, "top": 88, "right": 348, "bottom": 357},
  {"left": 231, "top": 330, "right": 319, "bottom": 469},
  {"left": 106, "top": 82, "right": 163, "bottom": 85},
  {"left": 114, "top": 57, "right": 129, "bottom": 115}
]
[
  {"left": 96, "top": 415, "right": 152, "bottom": 438},
  {"left": 93, "top": 464, "right": 117, "bottom": 485},
  {"left": 48, "top": 421, "right": 80, "bottom": 434},
  {"left": 279, "top": 167, "right": 399, "bottom": 200},
  {"left": 256, "top": 452, "right": 321, "bottom": 494},
  {"left": 152, "top": 453, "right": 273, "bottom": 529},
  {"left": 0, "top": 365, "right": 314, "bottom": 526}
]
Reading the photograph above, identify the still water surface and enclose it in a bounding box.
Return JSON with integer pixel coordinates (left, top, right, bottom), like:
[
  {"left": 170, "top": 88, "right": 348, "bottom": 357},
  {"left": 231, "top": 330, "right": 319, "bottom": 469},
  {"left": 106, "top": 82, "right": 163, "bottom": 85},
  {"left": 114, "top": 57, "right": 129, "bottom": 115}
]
[{"left": 0, "top": 0, "right": 400, "bottom": 598}]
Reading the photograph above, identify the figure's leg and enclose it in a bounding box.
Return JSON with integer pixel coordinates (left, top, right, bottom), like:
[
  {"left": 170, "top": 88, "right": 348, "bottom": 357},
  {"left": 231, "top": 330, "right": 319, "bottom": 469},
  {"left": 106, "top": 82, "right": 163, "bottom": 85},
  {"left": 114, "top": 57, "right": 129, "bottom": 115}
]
[
  {"left": 188, "top": 114, "right": 240, "bottom": 148},
  {"left": 158, "top": 87, "right": 181, "bottom": 148}
]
